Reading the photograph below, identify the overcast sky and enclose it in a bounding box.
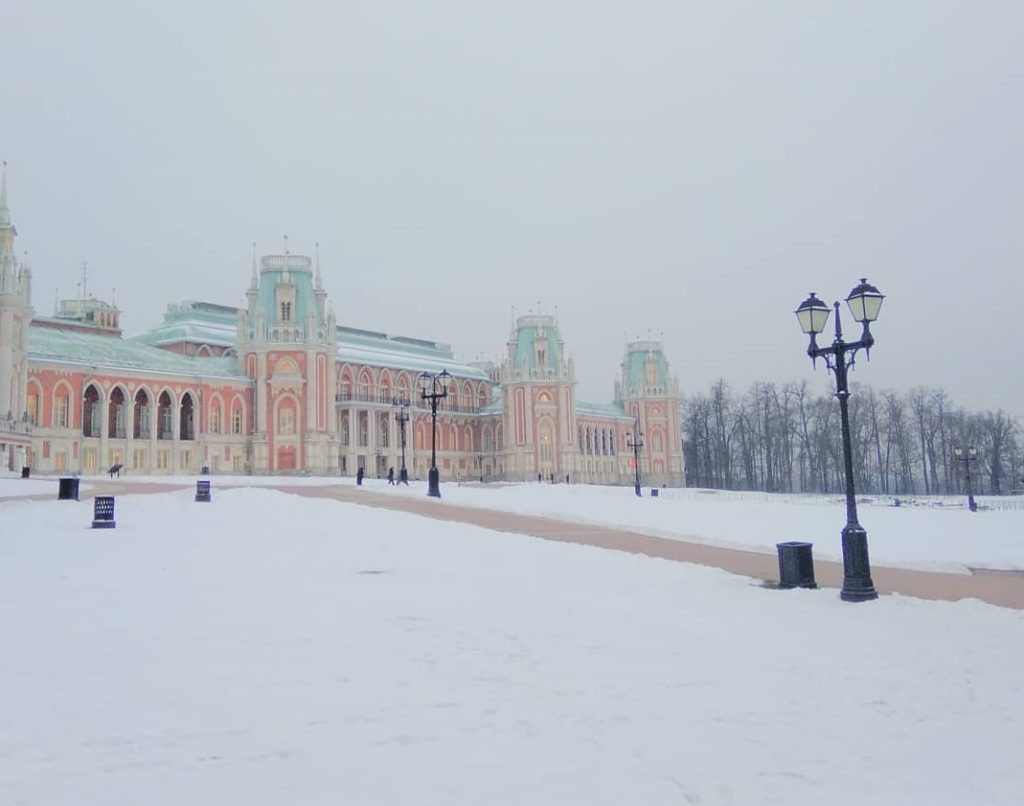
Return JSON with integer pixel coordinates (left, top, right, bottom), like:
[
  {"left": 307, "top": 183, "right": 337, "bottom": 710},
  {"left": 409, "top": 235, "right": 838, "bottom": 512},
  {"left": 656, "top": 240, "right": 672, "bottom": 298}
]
[{"left": 2, "top": 1, "right": 1022, "bottom": 413}]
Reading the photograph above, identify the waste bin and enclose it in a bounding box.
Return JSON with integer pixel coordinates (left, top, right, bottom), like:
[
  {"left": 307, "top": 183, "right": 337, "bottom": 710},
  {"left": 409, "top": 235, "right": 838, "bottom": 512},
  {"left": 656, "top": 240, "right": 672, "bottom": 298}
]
[
  {"left": 91, "top": 496, "right": 117, "bottom": 529},
  {"left": 776, "top": 541, "right": 817, "bottom": 589},
  {"left": 195, "top": 479, "right": 211, "bottom": 502},
  {"left": 650, "top": 488, "right": 659, "bottom": 497},
  {"left": 21, "top": 466, "right": 30, "bottom": 479},
  {"left": 58, "top": 477, "right": 80, "bottom": 501}
]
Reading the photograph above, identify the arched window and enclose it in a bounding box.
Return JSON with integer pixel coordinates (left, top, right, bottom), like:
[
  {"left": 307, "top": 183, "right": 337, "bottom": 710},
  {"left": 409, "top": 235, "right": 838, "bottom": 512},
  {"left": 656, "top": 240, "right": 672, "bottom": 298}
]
[
  {"left": 26, "top": 383, "right": 41, "bottom": 425},
  {"left": 180, "top": 393, "right": 195, "bottom": 441},
  {"left": 358, "top": 412, "right": 369, "bottom": 446},
  {"left": 340, "top": 413, "right": 350, "bottom": 446},
  {"left": 53, "top": 384, "right": 71, "bottom": 429},
  {"left": 134, "top": 389, "right": 150, "bottom": 438},
  {"left": 158, "top": 391, "right": 174, "bottom": 439},
  {"left": 209, "top": 399, "right": 222, "bottom": 434},
  {"left": 231, "top": 399, "right": 244, "bottom": 434},
  {"left": 83, "top": 385, "right": 101, "bottom": 438},
  {"left": 464, "top": 425, "right": 473, "bottom": 453},
  {"left": 108, "top": 387, "right": 126, "bottom": 438}
]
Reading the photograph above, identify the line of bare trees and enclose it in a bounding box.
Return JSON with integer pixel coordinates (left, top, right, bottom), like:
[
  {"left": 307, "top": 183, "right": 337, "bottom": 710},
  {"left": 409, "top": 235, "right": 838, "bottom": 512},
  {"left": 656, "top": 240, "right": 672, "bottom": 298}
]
[{"left": 682, "top": 380, "right": 1023, "bottom": 496}]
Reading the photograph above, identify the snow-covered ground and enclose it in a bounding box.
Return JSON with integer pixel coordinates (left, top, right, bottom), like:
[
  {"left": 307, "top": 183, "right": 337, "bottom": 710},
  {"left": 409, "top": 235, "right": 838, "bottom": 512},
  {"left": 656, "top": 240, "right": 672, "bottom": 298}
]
[
  {"left": 0, "top": 485, "right": 1022, "bottom": 804},
  {"left": 6, "top": 471, "right": 1022, "bottom": 571}
]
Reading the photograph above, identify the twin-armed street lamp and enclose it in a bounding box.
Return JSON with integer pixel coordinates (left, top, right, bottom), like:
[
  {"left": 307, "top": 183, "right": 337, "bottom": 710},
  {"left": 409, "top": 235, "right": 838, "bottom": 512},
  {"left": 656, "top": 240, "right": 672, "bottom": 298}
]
[
  {"left": 795, "top": 278, "right": 885, "bottom": 603},
  {"left": 418, "top": 369, "right": 450, "bottom": 498},
  {"left": 626, "top": 420, "right": 643, "bottom": 497},
  {"left": 953, "top": 446, "right": 979, "bottom": 512},
  {"left": 392, "top": 396, "right": 410, "bottom": 485}
]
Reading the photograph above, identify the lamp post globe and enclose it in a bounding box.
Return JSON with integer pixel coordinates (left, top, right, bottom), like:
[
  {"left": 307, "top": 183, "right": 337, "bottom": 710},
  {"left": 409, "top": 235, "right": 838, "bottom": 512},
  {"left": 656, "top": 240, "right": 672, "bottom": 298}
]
[{"left": 796, "top": 279, "right": 885, "bottom": 602}]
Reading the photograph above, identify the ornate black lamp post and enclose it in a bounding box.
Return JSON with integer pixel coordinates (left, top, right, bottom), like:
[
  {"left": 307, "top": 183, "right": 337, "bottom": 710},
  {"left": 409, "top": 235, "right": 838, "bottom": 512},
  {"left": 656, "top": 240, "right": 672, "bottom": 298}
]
[
  {"left": 953, "top": 446, "right": 979, "bottom": 512},
  {"left": 795, "top": 278, "right": 885, "bottom": 603},
  {"left": 418, "top": 369, "right": 450, "bottom": 498},
  {"left": 393, "top": 397, "right": 410, "bottom": 485},
  {"left": 626, "top": 420, "right": 643, "bottom": 497}
]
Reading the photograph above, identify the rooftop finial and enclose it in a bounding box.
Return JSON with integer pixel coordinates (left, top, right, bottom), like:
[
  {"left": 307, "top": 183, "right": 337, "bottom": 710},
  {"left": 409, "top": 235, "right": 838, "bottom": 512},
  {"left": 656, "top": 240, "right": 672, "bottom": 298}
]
[
  {"left": 250, "top": 241, "right": 258, "bottom": 287},
  {"left": 0, "top": 161, "right": 10, "bottom": 227},
  {"left": 315, "top": 241, "right": 323, "bottom": 289}
]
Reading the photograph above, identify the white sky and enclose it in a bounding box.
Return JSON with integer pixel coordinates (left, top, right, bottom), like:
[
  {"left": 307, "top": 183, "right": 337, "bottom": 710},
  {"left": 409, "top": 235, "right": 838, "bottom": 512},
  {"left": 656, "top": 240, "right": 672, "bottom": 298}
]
[{"left": 2, "top": 1, "right": 1022, "bottom": 413}]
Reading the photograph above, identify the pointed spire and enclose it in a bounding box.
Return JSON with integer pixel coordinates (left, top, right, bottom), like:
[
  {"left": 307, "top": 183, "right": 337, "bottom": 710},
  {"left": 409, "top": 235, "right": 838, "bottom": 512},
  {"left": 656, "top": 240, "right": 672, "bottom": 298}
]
[
  {"left": 315, "top": 241, "right": 323, "bottom": 289},
  {"left": 0, "top": 161, "right": 9, "bottom": 227},
  {"left": 250, "top": 242, "right": 258, "bottom": 288}
]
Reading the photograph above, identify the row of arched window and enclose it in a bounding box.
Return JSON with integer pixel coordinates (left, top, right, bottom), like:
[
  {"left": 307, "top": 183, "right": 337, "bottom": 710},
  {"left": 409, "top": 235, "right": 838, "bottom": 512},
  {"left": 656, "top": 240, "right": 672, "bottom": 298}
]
[
  {"left": 26, "top": 381, "right": 247, "bottom": 439},
  {"left": 579, "top": 425, "right": 617, "bottom": 456},
  {"left": 337, "top": 366, "right": 490, "bottom": 412}
]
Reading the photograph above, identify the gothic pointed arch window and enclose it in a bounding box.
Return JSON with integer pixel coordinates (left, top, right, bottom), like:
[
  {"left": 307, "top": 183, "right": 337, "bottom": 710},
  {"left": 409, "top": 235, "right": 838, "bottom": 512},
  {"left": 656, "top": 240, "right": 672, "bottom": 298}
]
[
  {"left": 134, "top": 389, "right": 151, "bottom": 438},
  {"left": 82, "top": 385, "right": 101, "bottom": 438},
  {"left": 180, "top": 393, "right": 195, "bottom": 441},
  {"left": 108, "top": 387, "right": 127, "bottom": 438},
  {"left": 53, "top": 383, "right": 71, "bottom": 429},
  {"left": 157, "top": 391, "right": 174, "bottom": 439}
]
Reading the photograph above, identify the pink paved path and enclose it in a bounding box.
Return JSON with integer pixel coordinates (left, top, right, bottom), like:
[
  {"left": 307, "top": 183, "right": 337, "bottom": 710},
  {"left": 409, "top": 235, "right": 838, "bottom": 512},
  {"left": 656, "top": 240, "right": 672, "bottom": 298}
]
[
  {"left": 285, "top": 485, "right": 1024, "bottom": 610},
  {"left": 15, "top": 479, "right": 1024, "bottom": 610}
]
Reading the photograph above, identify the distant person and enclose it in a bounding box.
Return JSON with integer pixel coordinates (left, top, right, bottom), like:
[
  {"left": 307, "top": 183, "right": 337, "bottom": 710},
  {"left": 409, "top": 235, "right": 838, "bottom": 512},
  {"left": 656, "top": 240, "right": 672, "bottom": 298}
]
[
  {"left": 566, "top": 473, "right": 570, "bottom": 484},
  {"left": 356, "top": 467, "right": 364, "bottom": 486},
  {"left": 387, "top": 467, "right": 395, "bottom": 485},
  {"left": 538, "top": 473, "right": 542, "bottom": 483}
]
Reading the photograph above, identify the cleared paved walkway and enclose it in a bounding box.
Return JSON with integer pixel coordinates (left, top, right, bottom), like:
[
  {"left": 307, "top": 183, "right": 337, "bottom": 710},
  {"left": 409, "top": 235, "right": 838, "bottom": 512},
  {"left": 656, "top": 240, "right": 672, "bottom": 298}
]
[
  {"left": 287, "top": 485, "right": 1024, "bottom": 610},
  {"left": 14, "top": 479, "right": 1023, "bottom": 609}
]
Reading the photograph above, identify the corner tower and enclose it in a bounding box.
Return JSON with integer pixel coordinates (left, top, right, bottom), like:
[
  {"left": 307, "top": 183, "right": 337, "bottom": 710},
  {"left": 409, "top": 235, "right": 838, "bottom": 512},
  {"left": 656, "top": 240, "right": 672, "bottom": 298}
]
[
  {"left": 0, "top": 162, "right": 34, "bottom": 470},
  {"left": 615, "top": 340, "right": 684, "bottom": 486},
  {"left": 237, "top": 244, "right": 338, "bottom": 473},
  {"left": 499, "top": 312, "right": 577, "bottom": 481}
]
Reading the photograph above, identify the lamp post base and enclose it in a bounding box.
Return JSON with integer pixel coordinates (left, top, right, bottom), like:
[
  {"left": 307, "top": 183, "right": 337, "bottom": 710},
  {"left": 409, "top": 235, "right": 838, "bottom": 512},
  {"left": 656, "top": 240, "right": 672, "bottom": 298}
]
[
  {"left": 634, "top": 482, "right": 641, "bottom": 497},
  {"left": 400, "top": 467, "right": 408, "bottom": 485},
  {"left": 427, "top": 467, "right": 441, "bottom": 498},
  {"left": 840, "top": 525, "right": 878, "bottom": 602}
]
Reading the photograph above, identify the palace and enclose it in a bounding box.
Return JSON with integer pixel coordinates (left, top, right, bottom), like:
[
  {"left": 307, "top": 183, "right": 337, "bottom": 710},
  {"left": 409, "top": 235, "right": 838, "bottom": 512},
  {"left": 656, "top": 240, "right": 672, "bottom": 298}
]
[{"left": 0, "top": 167, "right": 685, "bottom": 485}]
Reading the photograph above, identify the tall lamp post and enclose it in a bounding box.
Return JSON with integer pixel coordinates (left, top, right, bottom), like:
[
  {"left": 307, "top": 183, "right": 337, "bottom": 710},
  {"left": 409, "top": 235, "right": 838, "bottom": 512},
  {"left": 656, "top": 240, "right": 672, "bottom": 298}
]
[
  {"left": 393, "top": 397, "right": 410, "bottom": 485},
  {"left": 626, "top": 420, "right": 643, "bottom": 498},
  {"left": 418, "top": 369, "right": 450, "bottom": 498},
  {"left": 795, "top": 278, "right": 885, "bottom": 603},
  {"left": 953, "top": 446, "right": 979, "bottom": 512}
]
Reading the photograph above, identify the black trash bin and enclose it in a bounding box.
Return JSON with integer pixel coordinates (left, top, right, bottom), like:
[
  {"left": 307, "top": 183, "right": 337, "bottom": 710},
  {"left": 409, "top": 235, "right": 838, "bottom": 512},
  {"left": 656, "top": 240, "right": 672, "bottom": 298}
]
[
  {"left": 776, "top": 541, "right": 817, "bottom": 589},
  {"left": 195, "top": 479, "right": 211, "bottom": 502},
  {"left": 650, "top": 488, "right": 659, "bottom": 497},
  {"left": 91, "top": 496, "right": 117, "bottom": 529},
  {"left": 21, "top": 466, "right": 30, "bottom": 479},
  {"left": 58, "top": 477, "right": 80, "bottom": 501}
]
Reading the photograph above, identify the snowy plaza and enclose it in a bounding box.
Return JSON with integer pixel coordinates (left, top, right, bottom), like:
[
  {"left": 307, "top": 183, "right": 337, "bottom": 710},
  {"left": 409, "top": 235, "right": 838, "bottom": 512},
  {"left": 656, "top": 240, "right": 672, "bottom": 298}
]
[{"left": 1, "top": 476, "right": 1022, "bottom": 805}]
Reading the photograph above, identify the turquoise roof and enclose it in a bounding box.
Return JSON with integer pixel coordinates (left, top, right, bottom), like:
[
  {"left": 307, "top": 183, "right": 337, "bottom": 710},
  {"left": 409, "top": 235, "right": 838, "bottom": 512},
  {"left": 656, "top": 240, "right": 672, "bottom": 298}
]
[
  {"left": 511, "top": 315, "right": 561, "bottom": 374},
  {"left": 139, "top": 301, "right": 237, "bottom": 348},
  {"left": 28, "top": 326, "right": 248, "bottom": 380},
  {"left": 257, "top": 254, "right": 319, "bottom": 328},
  {"left": 622, "top": 341, "right": 671, "bottom": 394},
  {"left": 575, "top": 400, "right": 631, "bottom": 420}
]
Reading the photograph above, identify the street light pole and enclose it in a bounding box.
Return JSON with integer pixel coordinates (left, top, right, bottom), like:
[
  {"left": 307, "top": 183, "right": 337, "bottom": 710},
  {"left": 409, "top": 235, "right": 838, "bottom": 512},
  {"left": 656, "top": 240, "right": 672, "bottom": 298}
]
[
  {"left": 418, "top": 369, "right": 450, "bottom": 498},
  {"left": 393, "top": 397, "right": 410, "bottom": 485},
  {"left": 627, "top": 420, "right": 643, "bottom": 497},
  {"left": 953, "top": 446, "right": 979, "bottom": 512},
  {"left": 796, "top": 278, "right": 885, "bottom": 603}
]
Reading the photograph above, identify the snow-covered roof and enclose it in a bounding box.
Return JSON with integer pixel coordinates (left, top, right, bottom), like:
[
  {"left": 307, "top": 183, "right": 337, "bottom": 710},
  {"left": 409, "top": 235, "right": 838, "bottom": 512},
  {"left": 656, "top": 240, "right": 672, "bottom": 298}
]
[
  {"left": 575, "top": 400, "right": 631, "bottom": 420},
  {"left": 28, "top": 325, "right": 248, "bottom": 381}
]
